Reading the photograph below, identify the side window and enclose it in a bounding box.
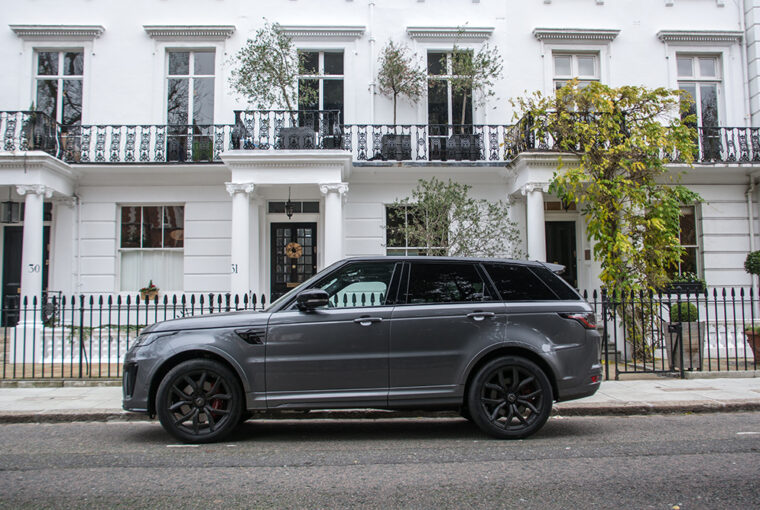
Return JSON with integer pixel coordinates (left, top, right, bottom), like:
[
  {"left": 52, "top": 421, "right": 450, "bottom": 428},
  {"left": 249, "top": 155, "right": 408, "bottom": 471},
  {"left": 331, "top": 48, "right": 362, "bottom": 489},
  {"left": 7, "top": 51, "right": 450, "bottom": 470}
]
[
  {"left": 483, "top": 263, "right": 557, "bottom": 301},
  {"left": 406, "top": 263, "right": 492, "bottom": 304},
  {"left": 313, "top": 262, "right": 396, "bottom": 308},
  {"left": 529, "top": 266, "right": 582, "bottom": 300}
]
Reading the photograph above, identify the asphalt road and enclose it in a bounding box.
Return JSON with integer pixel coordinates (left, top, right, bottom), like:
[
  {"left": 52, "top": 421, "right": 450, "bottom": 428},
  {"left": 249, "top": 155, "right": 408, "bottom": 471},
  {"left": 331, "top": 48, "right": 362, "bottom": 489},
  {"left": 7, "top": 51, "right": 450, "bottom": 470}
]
[{"left": 0, "top": 413, "right": 759, "bottom": 509}]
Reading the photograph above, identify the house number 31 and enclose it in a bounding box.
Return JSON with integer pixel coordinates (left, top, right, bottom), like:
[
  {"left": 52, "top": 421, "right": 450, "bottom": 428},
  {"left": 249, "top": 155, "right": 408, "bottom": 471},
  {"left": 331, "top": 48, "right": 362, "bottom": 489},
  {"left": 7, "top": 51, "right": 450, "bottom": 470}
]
[{"left": 231, "top": 264, "right": 239, "bottom": 274}]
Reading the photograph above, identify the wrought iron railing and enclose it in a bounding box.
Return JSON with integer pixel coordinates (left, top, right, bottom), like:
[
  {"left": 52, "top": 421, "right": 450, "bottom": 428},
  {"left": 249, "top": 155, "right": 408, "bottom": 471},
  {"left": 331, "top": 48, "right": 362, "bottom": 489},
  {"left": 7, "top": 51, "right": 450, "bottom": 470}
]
[{"left": 504, "top": 113, "right": 760, "bottom": 164}]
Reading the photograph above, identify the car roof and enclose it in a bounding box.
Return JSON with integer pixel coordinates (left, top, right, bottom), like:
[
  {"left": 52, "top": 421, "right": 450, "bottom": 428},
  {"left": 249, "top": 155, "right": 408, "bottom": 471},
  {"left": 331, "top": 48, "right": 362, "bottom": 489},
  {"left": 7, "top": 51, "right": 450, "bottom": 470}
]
[{"left": 339, "top": 256, "right": 564, "bottom": 273}]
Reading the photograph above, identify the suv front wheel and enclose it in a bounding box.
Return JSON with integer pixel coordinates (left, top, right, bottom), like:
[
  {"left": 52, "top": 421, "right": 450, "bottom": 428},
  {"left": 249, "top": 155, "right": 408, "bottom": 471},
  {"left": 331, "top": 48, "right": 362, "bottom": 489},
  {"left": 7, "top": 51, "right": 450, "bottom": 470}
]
[
  {"left": 467, "top": 356, "right": 553, "bottom": 439},
  {"left": 156, "top": 359, "right": 243, "bottom": 443}
]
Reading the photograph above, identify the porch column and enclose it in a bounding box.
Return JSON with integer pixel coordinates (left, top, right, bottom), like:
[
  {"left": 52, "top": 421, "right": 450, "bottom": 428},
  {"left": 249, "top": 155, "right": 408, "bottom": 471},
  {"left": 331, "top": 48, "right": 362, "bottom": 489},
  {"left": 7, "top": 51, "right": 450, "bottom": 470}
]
[
  {"left": 226, "top": 182, "right": 255, "bottom": 297},
  {"left": 17, "top": 185, "right": 52, "bottom": 314},
  {"left": 320, "top": 183, "right": 349, "bottom": 266},
  {"left": 523, "top": 183, "right": 548, "bottom": 262}
]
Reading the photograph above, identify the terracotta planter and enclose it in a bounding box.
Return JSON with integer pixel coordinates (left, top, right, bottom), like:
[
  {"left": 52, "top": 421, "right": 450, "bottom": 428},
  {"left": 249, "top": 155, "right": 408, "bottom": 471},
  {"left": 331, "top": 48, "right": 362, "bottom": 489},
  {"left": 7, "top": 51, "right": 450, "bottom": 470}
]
[
  {"left": 745, "top": 330, "right": 760, "bottom": 360},
  {"left": 140, "top": 290, "right": 159, "bottom": 301}
]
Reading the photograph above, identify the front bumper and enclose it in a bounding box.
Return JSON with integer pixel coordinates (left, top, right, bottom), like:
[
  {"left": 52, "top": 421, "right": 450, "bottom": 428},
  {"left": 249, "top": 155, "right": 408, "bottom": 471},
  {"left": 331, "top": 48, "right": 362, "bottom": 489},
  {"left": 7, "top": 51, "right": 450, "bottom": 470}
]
[{"left": 121, "top": 347, "right": 160, "bottom": 414}]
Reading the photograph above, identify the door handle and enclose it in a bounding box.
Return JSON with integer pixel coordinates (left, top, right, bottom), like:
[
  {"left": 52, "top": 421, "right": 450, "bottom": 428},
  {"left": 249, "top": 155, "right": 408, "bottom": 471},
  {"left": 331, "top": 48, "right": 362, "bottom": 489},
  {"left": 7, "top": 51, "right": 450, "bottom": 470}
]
[
  {"left": 353, "top": 316, "right": 383, "bottom": 326},
  {"left": 467, "top": 311, "right": 495, "bottom": 321}
]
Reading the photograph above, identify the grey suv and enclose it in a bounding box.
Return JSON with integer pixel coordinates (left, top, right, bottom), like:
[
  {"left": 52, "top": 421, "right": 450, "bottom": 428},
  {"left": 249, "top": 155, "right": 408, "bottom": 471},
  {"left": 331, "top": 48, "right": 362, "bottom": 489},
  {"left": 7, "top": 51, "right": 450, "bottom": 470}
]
[{"left": 123, "top": 257, "right": 602, "bottom": 443}]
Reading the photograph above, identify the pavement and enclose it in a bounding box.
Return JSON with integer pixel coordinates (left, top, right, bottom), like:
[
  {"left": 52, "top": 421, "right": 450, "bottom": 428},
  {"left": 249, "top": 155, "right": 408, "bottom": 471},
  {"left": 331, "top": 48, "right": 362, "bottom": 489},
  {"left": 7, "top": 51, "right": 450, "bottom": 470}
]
[{"left": 1, "top": 373, "right": 760, "bottom": 423}]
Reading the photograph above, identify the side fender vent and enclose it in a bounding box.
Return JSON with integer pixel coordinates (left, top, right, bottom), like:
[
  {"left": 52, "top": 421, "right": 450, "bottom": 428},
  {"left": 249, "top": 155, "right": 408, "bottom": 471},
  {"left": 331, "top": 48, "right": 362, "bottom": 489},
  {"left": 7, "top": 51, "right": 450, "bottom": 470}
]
[{"left": 235, "top": 327, "right": 266, "bottom": 345}]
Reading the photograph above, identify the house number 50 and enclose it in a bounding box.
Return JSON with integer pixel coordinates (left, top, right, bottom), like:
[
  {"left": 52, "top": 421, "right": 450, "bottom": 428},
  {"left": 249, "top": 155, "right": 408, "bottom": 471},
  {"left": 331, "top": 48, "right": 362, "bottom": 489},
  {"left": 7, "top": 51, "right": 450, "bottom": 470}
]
[{"left": 28, "top": 264, "right": 41, "bottom": 273}]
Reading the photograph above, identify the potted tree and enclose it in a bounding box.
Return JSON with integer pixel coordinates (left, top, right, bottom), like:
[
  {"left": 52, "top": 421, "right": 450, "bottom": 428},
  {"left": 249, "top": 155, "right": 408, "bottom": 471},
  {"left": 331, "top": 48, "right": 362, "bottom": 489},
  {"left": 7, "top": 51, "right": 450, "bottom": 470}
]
[
  {"left": 230, "top": 21, "right": 318, "bottom": 150},
  {"left": 665, "top": 302, "right": 704, "bottom": 371},
  {"left": 744, "top": 250, "right": 760, "bottom": 360},
  {"left": 376, "top": 40, "right": 426, "bottom": 161},
  {"left": 446, "top": 42, "right": 503, "bottom": 161}
]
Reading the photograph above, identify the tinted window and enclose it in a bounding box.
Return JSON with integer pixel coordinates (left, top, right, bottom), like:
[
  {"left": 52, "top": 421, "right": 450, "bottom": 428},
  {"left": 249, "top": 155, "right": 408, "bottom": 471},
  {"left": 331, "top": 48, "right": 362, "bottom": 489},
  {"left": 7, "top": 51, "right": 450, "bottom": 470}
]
[
  {"left": 530, "top": 266, "right": 582, "bottom": 300},
  {"left": 483, "top": 263, "right": 557, "bottom": 301},
  {"left": 313, "top": 262, "right": 396, "bottom": 308},
  {"left": 406, "top": 263, "right": 492, "bottom": 303}
]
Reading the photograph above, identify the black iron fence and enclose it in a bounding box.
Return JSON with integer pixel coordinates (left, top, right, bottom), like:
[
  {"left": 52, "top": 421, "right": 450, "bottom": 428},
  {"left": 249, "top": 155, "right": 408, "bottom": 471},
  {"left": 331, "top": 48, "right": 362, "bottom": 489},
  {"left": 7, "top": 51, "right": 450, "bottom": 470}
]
[
  {"left": 1, "top": 293, "right": 267, "bottom": 380},
  {"left": 582, "top": 288, "right": 759, "bottom": 380}
]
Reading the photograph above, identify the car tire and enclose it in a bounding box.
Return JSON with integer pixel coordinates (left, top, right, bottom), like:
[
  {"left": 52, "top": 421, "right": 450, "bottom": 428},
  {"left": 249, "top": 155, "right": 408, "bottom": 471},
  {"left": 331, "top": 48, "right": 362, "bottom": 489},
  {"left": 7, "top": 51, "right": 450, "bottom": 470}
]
[
  {"left": 156, "top": 359, "right": 243, "bottom": 443},
  {"left": 467, "top": 356, "right": 553, "bottom": 439}
]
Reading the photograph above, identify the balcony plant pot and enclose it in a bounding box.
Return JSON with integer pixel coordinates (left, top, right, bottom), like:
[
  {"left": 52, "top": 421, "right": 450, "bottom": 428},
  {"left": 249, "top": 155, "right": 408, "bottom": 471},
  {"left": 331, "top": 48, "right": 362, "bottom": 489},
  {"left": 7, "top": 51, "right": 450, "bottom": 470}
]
[
  {"left": 745, "top": 328, "right": 760, "bottom": 360},
  {"left": 446, "top": 133, "right": 481, "bottom": 161},
  {"left": 664, "top": 321, "right": 705, "bottom": 370},
  {"left": 140, "top": 289, "right": 159, "bottom": 301},
  {"left": 381, "top": 134, "right": 412, "bottom": 160},
  {"left": 278, "top": 127, "right": 316, "bottom": 150}
]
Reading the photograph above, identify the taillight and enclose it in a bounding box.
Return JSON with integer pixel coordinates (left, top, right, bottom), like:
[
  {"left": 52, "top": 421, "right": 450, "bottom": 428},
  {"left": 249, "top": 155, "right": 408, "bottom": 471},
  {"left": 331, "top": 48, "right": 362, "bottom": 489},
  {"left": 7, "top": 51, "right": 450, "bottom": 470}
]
[{"left": 559, "top": 312, "right": 597, "bottom": 329}]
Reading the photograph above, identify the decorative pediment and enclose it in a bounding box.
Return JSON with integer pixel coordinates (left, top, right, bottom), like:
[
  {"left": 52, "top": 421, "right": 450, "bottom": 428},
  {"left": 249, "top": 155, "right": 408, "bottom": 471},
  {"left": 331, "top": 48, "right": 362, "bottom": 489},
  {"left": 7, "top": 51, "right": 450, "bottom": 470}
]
[
  {"left": 406, "top": 26, "right": 494, "bottom": 43},
  {"left": 657, "top": 30, "right": 742, "bottom": 44},
  {"left": 143, "top": 25, "right": 235, "bottom": 41},
  {"left": 10, "top": 24, "right": 105, "bottom": 41},
  {"left": 277, "top": 25, "right": 365, "bottom": 41},
  {"left": 532, "top": 28, "right": 620, "bottom": 42}
]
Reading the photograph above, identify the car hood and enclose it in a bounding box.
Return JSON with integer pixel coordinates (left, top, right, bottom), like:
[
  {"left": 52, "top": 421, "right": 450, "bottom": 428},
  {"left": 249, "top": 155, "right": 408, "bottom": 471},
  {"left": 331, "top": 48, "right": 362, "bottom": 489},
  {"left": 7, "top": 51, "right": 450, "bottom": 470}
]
[{"left": 144, "top": 309, "right": 271, "bottom": 333}]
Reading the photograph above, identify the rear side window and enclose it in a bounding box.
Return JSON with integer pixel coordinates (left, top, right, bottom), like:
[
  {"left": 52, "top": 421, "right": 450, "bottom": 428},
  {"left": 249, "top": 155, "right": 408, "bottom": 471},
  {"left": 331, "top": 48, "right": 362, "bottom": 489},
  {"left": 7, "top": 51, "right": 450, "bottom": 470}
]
[
  {"left": 483, "top": 263, "right": 557, "bottom": 301},
  {"left": 406, "top": 262, "right": 492, "bottom": 303},
  {"left": 530, "top": 266, "right": 581, "bottom": 300}
]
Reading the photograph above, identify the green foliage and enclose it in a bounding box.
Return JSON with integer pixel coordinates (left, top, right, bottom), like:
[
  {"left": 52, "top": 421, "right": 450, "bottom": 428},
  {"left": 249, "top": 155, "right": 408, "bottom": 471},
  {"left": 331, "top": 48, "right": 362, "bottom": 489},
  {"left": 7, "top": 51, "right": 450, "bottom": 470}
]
[
  {"left": 388, "top": 177, "right": 522, "bottom": 258},
  {"left": 448, "top": 41, "right": 503, "bottom": 125},
  {"left": 669, "top": 302, "right": 699, "bottom": 322},
  {"left": 670, "top": 272, "right": 704, "bottom": 285},
  {"left": 229, "top": 21, "right": 317, "bottom": 113},
  {"left": 745, "top": 324, "right": 760, "bottom": 334},
  {"left": 377, "top": 40, "right": 426, "bottom": 124},
  {"left": 513, "top": 80, "right": 701, "bottom": 294},
  {"left": 744, "top": 250, "right": 760, "bottom": 276}
]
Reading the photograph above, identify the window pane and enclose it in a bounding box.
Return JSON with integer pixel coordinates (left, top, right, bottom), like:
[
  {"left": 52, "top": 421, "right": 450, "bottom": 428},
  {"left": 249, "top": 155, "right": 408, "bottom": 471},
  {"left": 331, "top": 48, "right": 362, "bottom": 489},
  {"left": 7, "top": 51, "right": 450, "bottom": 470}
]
[
  {"left": 428, "top": 52, "right": 446, "bottom": 75},
  {"left": 37, "top": 52, "right": 58, "bottom": 75},
  {"left": 699, "top": 57, "right": 717, "bottom": 78},
  {"left": 323, "top": 79, "right": 343, "bottom": 114},
  {"left": 36, "top": 80, "right": 57, "bottom": 118},
  {"left": 193, "top": 77, "right": 214, "bottom": 125},
  {"left": 484, "top": 263, "right": 556, "bottom": 301},
  {"left": 677, "top": 57, "right": 693, "bottom": 78},
  {"left": 168, "top": 52, "right": 190, "bottom": 75},
  {"left": 554, "top": 55, "right": 572, "bottom": 77},
  {"left": 142, "top": 206, "right": 163, "bottom": 248},
  {"left": 300, "top": 51, "right": 318, "bottom": 74},
  {"left": 194, "top": 51, "right": 215, "bottom": 75},
  {"left": 163, "top": 206, "right": 185, "bottom": 248},
  {"left": 121, "top": 207, "right": 141, "bottom": 248},
  {"left": 302, "top": 201, "right": 319, "bottom": 213},
  {"left": 61, "top": 79, "right": 83, "bottom": 125},
  {"left": 680, "top": 84, "right": 697, "bottom": 122},
  {"left": 530, "top": 266, "right": 580, "bottom": 300},
  {"left": 167, "top": 78, "right": 189, "bottom": 125},
  {"left": 680, "top": 247, "right": 698, "bottom": 275},
  {"left": 700, "top": 84, "right": 719, "bottom": 126},
  {"left": 385, "top": 206, "right": 406, "bottom": 248},
  {"left": 427, "top": 80, "right": 448, "bottom": 125},
  {"left": 679, "top": 207, "right": 696, "bottom": 246},
  {"left": 63, "top": 52, "right": 84, "bottom": 76},
  {"left": 121, "top": 250, "right": 183, "bottom": 291},
  {"left": 577, "top": 56, "right": 596, "bottom": 77},
  {"left": 315, "top": 261, "right": 396, "bottom": 308},
  {"left": 298, "top": 79, "right": 319, "bottom": 110},
  {"left": 452, "top": 87, "right": 472, "bottom": 125},
  {"left": 407, "top": 263, "right": 490, "bottom": 303},
  {"left": 324, "top": 52, "right": 344, "bottom": 75}
]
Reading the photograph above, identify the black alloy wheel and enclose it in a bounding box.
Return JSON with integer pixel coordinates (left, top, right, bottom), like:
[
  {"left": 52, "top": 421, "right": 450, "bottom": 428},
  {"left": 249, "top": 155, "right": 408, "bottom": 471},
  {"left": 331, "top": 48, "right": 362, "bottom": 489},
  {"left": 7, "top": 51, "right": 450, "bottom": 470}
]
[
  {"left": 156, "top": 359, "right": 243, "bottom": 443},
  {"left": 467, "top": 356, "right": 553, "bottom": 439}
]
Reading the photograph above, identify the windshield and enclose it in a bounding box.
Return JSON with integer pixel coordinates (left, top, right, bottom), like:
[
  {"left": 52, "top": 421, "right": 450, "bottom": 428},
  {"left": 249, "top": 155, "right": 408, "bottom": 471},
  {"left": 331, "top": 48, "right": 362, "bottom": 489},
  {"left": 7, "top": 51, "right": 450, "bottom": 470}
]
[{"left": 264, "top": 260, "right": 343, "bottom": 312}]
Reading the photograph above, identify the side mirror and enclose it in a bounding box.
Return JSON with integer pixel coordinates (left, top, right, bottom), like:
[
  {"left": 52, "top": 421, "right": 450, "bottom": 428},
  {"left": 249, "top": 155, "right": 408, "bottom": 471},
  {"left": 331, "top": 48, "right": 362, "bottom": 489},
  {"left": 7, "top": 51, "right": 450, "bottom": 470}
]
[{"left": 296, "top": 288, "right": 329, "bottom": 311}]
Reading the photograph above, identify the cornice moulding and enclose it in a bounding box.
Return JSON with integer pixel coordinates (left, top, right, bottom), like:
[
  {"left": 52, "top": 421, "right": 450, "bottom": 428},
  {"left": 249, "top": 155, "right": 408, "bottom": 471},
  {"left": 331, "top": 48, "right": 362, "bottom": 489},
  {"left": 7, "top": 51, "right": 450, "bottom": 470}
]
[
  {"left": 143, "top": 25, "right": 236, "bottom": 41},
  {"left": 532, "top": 28, "right": 620, "bottom": 42},
  {"left": 277, "top": 25, "right": 365, "bottom": 40},
  {"left": 10, "top": 24, "right": 105, "bottom": 41},
  {"left": 406, "top": 26, "right": 494, "bottom": 42},
  {"left": 657, "top": 30, "right": 742, "bottom": 44}
]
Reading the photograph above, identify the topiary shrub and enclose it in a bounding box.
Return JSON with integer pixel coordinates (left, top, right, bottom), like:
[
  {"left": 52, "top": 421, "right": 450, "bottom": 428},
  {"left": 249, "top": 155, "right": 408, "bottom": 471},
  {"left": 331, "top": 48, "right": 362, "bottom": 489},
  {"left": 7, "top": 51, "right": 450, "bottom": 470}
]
[
  {"left": 669, "top": 302, "right": 699, "bottom": 322},
  {"left": 745, "top": 250, "right": 760, "bottom": 276}
]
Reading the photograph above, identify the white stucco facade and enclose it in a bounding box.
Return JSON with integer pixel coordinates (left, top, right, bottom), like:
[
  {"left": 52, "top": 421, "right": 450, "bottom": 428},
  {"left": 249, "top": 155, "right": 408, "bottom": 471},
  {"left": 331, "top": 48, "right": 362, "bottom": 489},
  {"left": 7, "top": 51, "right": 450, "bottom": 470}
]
[{"left": 1, "top": 0, "right": 759, "bottom": 315}]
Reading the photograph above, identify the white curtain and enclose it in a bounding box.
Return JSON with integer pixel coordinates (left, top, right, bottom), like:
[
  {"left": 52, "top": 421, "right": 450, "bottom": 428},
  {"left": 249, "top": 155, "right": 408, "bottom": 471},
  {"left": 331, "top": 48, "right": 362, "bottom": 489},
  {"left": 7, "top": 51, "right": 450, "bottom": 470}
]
[{"left": 121, "top": 250, "right": 183, "bottom": 291}]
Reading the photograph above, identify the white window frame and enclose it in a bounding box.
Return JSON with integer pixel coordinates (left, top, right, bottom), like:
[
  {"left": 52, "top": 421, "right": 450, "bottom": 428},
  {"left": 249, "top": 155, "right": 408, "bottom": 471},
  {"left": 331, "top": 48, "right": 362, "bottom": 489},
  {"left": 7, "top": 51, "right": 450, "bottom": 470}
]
[
  {"left": 552, "top": 52, "right": 600, "bottom": 90},
  {"left": 426, "top": 50, "right": 476, "bottom": 125},
  {"left": 165, "top": 49, "right": 216, "bottom": 125},
  {"left": 676, "top": 54, "right": 723, "bottom": 127},
  {"left": 385, "top": 204, "right": 446, "bottom": 256},
  {"left": 296, "top": 50, "right": 345, "bottom": 111},
  {"left": 33, "top": 50, "right": 85, "bottom": 124},
  {"left": 675, "top": 204, "right": 702, "bottom": 277}
]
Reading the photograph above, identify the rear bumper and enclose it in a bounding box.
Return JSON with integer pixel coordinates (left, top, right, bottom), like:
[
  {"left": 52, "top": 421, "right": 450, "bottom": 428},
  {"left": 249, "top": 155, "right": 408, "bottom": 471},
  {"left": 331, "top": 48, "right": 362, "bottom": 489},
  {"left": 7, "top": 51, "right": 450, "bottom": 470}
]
[{"left": 556, "top": 363, "right": 603, "bottom": 402}]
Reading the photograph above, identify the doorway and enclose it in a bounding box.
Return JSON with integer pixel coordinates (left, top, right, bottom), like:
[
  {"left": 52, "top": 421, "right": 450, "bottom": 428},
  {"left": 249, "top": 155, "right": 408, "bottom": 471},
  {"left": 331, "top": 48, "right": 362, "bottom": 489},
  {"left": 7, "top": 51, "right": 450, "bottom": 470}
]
[
  {"left": 545, "top": 221, "right": 577, "bottom": 289},
  {"left": 270, "top": 222, "right": 318, "bottom": 300},
  {"left": 1, "top": 226, "right": 50, "bottom": 326}
]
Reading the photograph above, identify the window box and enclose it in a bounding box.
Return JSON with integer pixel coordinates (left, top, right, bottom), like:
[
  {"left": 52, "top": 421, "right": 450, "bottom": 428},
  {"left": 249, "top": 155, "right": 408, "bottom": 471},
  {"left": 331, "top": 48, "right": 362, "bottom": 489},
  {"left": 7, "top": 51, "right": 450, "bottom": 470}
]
[
  {"left": 381, "top": 134, "right": 412, "bottom": 161},
  {"left": 663, "top": 281, "right": 705, "bottom": 294}
]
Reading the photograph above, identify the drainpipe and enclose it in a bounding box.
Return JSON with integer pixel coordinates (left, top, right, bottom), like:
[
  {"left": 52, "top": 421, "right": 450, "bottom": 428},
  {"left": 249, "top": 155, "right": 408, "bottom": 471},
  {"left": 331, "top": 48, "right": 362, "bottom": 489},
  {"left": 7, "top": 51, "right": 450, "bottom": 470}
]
[
  {"left": 75, "top": 193, "right": 82, "bottom": 294},
  {"left": 368, "top": 0, "right": 376, "bottom": 124},
  {"left": 739, "top": 0, "right": 752, "bottom": 125}
]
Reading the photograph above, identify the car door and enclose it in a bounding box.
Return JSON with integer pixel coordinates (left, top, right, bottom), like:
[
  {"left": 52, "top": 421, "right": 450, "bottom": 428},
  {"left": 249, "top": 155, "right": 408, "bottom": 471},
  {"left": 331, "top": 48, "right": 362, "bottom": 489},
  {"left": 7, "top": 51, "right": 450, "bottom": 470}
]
[
  {"left": 389, "top": 261, "right": 507, "bottom": 406},
  {"left": 265, "top": 261, "right": 399, "bottom": 408}
]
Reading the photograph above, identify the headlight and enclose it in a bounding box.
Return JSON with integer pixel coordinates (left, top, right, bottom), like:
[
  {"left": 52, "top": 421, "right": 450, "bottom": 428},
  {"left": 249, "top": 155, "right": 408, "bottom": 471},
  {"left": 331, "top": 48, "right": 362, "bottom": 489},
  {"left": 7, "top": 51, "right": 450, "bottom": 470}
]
[{"left": 132, "top": 331, "right": 177, "bottom": 349}]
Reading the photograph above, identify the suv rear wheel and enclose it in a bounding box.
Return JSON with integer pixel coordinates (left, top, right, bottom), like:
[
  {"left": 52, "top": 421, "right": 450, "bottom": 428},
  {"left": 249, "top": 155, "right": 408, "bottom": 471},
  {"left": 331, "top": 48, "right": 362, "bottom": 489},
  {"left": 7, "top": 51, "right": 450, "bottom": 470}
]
[
  {"left": 156, "top": 359, "right": 243, "bottom": 443},
  {"left": 467, "top": 356, "right": 553, "bottom": 439}
]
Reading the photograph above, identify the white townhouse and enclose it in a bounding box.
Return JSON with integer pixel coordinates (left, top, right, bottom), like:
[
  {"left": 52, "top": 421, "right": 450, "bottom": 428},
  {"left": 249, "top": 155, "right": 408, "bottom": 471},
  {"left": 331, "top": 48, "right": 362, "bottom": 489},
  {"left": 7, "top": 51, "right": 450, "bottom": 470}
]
[{"left": 0, "top": 0, "right": 759, "bottom": 325}]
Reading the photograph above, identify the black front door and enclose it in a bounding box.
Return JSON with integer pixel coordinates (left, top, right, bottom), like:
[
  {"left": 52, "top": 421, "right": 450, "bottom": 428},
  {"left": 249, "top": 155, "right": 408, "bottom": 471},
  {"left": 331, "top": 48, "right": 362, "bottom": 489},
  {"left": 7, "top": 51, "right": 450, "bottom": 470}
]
[
  {"left": 545, "top": 221, "right": 577, "bottom": 288},
  {"left": 270, "top": 222, "right": 317, "bottom": 300},
  {"left": 1, "top": 226, "right": 50, "bottom": 326}
]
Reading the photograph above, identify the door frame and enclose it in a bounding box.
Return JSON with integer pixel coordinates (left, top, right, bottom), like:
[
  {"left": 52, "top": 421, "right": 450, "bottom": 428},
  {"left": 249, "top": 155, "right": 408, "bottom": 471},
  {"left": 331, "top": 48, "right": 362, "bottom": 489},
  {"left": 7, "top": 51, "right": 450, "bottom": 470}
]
[
  {"left": 269, "top": 220, "right": 319, "bottom": 300},
  {"left": 544, "top": 218, "right": 580, "bottom": 289}
]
